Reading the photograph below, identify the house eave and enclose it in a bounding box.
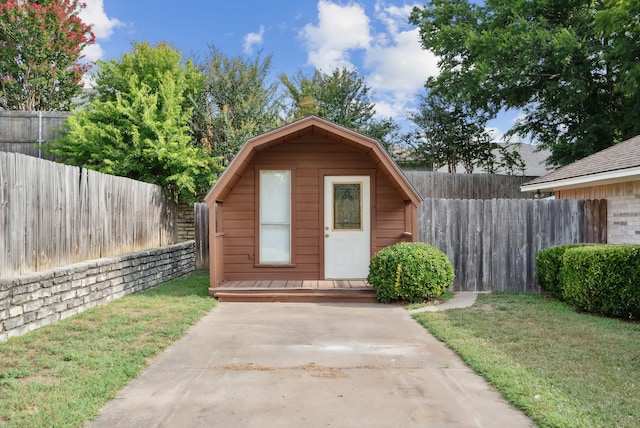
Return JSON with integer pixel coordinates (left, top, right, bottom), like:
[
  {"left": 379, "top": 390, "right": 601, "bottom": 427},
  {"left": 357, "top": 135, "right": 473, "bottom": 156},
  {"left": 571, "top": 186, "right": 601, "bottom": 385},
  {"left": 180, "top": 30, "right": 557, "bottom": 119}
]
[{"left": 521, "top": 166, "right": 640, "bottom": 192}]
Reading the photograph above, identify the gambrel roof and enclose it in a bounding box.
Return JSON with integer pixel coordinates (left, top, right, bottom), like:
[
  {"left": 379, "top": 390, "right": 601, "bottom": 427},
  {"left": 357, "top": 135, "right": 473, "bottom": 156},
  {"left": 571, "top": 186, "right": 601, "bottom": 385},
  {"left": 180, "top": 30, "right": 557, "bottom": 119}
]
[{"left": 205, "top": 116, "right": 422, "bottom": 206}]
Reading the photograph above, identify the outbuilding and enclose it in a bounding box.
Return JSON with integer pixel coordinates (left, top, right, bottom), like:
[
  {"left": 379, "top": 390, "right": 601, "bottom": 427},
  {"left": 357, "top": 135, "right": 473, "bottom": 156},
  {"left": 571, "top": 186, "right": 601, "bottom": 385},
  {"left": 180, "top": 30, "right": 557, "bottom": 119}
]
[{"left": 204, "top": 116, "right": 422, "bottom": 296}]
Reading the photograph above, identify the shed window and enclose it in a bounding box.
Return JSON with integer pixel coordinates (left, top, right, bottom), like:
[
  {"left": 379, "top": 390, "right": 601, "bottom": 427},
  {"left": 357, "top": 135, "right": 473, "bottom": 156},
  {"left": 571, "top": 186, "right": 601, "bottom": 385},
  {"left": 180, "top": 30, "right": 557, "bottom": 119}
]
[{"left": 259, "top": 170, "right": 291, "bottom": 264}]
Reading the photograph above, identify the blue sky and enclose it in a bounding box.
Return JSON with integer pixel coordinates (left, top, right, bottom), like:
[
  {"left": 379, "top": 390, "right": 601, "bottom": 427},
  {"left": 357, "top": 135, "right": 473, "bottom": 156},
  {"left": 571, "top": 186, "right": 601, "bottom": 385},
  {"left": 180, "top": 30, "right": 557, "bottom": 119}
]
[{"left": 79, "top": 0, "right": 516, "bottom": 137}]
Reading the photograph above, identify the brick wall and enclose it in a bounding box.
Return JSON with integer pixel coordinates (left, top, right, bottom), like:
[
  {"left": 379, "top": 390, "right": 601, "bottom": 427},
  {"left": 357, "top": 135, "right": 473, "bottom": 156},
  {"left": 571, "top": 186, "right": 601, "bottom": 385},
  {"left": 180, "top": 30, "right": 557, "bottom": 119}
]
[
  {"left": 0, "top": 242, "right": 196, "bottom": 342},
  {"left": 556, "top": 180, "right": 640, "bottom": 244},
  {"left": 606, "top": 195, "right": 640, "bottom": 244}
]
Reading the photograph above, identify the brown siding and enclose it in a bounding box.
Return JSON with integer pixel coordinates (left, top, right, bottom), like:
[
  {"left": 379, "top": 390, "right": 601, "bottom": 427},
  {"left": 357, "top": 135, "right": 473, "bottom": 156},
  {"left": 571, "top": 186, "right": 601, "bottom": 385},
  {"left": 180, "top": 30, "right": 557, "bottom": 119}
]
[
  {"left": 556, "top": 180, "right": 640, "bottom": 244},
  {"left": 375, "top": 174, "right": 410, "bottom": 251},
  {"left": 219, "top": 135, "right": 410, "bottom": 281}
]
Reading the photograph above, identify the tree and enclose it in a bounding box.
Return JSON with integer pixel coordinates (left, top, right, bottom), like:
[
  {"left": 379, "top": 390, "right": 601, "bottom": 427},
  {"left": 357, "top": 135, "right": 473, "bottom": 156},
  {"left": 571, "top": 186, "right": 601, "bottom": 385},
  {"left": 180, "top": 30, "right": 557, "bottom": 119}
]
[
  {"left": 50, "top": 41, "right": 221, "bottom": 203},
  {"left": 0, "top": 0, "right": 95, "bottom": 111},
  {"left": 410, "top": 0, "right": 640, "bottom": 167},
  {"left": 408, "top": 91, "right": 523, "bottom": 174},
  {"left": 195, "top": 48, "right": 283, "bottom": 165},
  {"left": 280, "top": 67, "right": 400, "bottom": 148}
]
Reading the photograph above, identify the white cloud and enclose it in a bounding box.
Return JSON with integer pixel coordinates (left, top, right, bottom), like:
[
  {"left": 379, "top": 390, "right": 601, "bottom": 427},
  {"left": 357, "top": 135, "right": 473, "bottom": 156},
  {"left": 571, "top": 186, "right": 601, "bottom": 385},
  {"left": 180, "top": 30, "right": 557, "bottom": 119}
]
[
  {"left": 366, "top": 2, "right": 438, "bottom": 121},
  {"left": 81, "top": 44, "right": 104, "bottom": 63},
  {"left": 301, "top": 1, "right": 372, "bottom": 71},
  {"left": 365, "top": 28, "right": 438, "bottom": 93},
  {"left": 78, "top": 0, "right": 122, "bottom": 61},
  {"left": 244, "top": 26, "right": 265, "bottom": 55},
  {"left": 301, "top": 1, "right": 439, "bottom": 123}
]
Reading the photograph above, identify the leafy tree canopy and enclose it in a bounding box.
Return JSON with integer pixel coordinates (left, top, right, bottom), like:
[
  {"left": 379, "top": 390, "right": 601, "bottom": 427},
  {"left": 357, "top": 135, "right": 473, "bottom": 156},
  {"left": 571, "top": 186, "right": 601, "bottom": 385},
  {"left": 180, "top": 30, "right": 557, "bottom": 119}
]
[
  {"left": 280, "top": 67, "right": 400, "bottom": 149},
  {"left": 194, "top": 47, "right": 283, "bottom": 165},
  {"left": 410, "top": 0, "right": 640, "bottom": 167},
  {"left": 409, "top": 91, "right": 524, "bottom": 174},
  {"left": 50, "top": 41, "right": 221, "bottom": 203},
  {"left": 0, "top": 0, "right": 95, "bottom": 111}
]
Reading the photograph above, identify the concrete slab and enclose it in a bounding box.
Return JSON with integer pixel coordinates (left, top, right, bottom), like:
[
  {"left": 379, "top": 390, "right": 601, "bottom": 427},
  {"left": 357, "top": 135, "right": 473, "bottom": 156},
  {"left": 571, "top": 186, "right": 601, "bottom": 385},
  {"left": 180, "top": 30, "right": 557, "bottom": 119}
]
[
  {"left": 410, "top": 291, "right": 483, "bottom": 313},
  {"left": 87, "top": 303, "right": 534, "bottom": 428}
]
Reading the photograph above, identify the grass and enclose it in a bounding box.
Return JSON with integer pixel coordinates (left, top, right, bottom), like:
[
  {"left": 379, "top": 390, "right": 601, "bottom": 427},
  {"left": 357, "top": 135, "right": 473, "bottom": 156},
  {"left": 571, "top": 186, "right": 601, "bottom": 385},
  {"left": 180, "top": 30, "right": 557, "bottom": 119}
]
[
  {"left": 0, "top": 270, "right": 215, "bottom": 428},
  {"left": 413, "top": 293, "right": 640, "bottom": 428}
]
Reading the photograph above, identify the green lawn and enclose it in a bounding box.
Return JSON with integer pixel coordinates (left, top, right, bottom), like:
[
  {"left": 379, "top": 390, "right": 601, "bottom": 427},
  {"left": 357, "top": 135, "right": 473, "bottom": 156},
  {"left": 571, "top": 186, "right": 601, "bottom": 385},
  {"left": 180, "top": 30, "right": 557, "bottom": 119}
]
[
  {"left": 413, "top": 293, "right": 640, "bottom": 428},
  {"left": 0, "top": 271, "right": 215, "bottom": 428}
]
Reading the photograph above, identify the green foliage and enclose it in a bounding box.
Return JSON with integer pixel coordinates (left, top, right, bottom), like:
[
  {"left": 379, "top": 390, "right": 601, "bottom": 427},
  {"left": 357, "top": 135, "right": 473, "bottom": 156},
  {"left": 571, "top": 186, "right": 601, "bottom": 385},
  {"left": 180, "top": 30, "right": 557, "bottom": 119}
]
[
  {"left": 50, "top": 41, "right": 222, "bottom": 202},
  {"left": 535, "top": 243, "right": 589, "bottom": 299},
  {"left": 368, "top": 242, "right": 454, "bottom": 303},
  {"left": 195, "top": 47, "right": 283, "bottom": 164},
  {"left": 410, "top": 0, "right": 640, "bottom": 167},
  {"left": 561, "top": 245, "right": 640, "bottom": 319},
  {"left": 408, "top": 91, "right": 525, "bottom": 174},
  {"left": 280, "top": 67, "right": 401, "bottom": 148},
  {"left": 0, "top": 0, "right": 95, "bottom": 110}
]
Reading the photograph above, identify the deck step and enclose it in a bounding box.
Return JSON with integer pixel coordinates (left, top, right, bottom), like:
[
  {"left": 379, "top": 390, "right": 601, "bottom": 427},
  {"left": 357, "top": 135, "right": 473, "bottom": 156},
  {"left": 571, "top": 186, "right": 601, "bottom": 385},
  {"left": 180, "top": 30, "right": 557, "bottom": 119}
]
[{"left": 210, "top": 287, "right": 378, "bottom": 303}]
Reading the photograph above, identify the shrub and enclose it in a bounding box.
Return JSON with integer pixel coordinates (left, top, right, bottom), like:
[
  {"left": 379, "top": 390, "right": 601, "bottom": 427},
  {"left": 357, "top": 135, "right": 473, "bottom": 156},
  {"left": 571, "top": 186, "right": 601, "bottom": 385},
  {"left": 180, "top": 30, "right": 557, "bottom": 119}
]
[
  {"left": 536, "top": 244, "right": 590, "bottom": 299},
  {"left": 367, "top": 242, "right": 454, "bottom": 303},
  {"left": 561, "top": 245, "right": 640, "bottom": 319}
]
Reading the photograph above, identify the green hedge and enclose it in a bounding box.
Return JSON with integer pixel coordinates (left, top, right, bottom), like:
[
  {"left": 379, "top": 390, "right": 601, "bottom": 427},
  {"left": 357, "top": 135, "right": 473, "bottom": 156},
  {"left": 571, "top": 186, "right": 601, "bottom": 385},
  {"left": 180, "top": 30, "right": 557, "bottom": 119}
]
[
  {"left": 367, "top": 242, "right": 454, "bottom": 303},
  {"left": 561, "top": 245, "right": 640, "bottom": 319},
  {"left": 536, "top": 244, "right": 590, "bottom": 299}
]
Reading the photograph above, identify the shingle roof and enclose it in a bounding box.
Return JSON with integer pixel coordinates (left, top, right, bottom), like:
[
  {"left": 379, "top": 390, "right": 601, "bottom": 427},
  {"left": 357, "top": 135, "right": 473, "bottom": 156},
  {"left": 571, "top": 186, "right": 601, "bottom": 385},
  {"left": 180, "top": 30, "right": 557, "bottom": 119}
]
[{"left": 524, "top": 134, "right": 640, "bottom": 186}]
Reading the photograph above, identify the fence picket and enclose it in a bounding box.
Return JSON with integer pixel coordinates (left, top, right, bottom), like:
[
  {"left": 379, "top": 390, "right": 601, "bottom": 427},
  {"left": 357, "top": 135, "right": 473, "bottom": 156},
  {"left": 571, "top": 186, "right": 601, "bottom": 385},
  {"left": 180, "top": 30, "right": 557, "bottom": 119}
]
[
  {"left": 418, "top": 197, "right": 606, "bottom": 292},
  {"left": 0, "top": 153, "right": 176, "bottom": 278}
]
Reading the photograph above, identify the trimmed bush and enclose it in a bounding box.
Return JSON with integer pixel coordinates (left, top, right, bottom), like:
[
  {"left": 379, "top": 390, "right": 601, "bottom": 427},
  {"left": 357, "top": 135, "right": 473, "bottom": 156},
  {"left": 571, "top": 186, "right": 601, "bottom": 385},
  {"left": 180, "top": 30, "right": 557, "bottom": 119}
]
[
  {"left": 536, "top": 244, "right": 590, "bottom": 299},
  {"left": 368, "top": 242, "right": 454, "bottom": 303},
  {"left": 561, "top": 245, "right": 640, "bottom": 319}
]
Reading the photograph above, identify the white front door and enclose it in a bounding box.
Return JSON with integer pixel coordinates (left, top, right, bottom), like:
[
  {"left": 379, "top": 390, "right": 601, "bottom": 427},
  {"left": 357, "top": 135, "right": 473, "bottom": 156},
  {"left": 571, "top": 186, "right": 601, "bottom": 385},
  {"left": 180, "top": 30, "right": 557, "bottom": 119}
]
[{"left": 324, "top": 176, "right": 371, "bottom": 279}]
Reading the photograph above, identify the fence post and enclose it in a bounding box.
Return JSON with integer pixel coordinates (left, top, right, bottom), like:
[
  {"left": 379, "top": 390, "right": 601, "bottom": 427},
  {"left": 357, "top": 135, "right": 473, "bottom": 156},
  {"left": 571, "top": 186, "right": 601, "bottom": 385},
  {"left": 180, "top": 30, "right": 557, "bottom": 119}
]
[{"left": 194, "top": 203, "right": 210, "bottom": 270}]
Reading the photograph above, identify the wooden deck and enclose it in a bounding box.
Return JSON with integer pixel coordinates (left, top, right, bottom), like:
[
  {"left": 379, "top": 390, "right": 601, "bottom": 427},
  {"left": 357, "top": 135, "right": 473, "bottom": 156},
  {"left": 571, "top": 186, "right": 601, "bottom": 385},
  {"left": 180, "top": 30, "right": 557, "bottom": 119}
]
[{"left": 210, "top": 280, "right": 378, "bottom": 303}]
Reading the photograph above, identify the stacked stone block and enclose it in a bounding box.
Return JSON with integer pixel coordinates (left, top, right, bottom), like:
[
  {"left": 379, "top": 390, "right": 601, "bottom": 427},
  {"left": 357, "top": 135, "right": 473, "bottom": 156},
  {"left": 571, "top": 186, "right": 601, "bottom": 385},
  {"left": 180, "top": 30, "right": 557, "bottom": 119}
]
[{"left": 0, "top": 242, "right": 196, "bottom": 342}]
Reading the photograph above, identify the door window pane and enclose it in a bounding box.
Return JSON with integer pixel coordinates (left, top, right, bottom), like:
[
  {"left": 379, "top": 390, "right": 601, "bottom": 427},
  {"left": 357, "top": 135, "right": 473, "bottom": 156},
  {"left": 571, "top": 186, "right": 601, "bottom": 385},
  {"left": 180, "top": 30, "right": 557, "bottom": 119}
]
[
  {"left": 260, "top": 170, "right": 291, "bottom": 264},
  {"left": 333, "top": 182, "right": 362, "bottom": 230}
]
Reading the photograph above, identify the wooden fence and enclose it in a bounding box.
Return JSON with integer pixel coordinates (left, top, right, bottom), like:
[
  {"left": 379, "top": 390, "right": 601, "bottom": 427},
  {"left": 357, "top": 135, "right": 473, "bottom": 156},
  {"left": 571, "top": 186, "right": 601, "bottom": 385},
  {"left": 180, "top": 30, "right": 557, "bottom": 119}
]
[
  {"left": 0, "top": 111, "right": 70, "bottom": 159},
  {"left": 0, "top": 152, "right": 176, "bottom": 278},
  {"left": 403, "top": 170, "right": 544, "bottom": 199},
  {"left": 419, "top": 198, "right": 607, "bottom": 292}
]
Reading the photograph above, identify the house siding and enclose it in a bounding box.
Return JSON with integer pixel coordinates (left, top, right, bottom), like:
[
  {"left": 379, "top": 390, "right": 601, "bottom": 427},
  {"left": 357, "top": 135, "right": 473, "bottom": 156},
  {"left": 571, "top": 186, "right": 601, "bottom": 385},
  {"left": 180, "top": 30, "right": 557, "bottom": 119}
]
[
  {"left": 219, "top": 135, "right": 410, "bottom": 281},
  {"left": 556, "top": 180, "right": 640, "bottom": 244}
]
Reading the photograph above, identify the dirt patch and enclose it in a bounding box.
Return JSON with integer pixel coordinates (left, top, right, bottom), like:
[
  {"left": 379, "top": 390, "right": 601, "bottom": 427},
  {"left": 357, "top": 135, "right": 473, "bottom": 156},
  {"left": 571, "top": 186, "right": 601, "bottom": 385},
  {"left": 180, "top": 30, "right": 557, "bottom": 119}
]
[
  {"left": 220, "top": 363, "right": 278, "bottom": 372},
  {"left": 215, "top": 362, "right": 350, "bottom": 378},
  {"left": 298, "top": 362, "right": 347, "bottom": 378}
]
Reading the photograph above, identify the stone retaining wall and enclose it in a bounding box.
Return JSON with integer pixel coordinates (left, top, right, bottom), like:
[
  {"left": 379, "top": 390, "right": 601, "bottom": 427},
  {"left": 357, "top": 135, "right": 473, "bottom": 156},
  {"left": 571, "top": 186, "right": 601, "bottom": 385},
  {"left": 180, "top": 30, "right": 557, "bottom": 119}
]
[{"left": 0, "top": 241, "right": 196, "bottom": 342}]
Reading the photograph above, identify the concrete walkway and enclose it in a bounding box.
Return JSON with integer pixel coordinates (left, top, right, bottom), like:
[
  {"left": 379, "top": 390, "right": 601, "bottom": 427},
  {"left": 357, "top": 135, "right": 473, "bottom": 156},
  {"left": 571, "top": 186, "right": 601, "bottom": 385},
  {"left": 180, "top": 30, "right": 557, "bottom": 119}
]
[
  {"left": 409, "top": 291, "right": 483, "bottom": 314},
  {"left": 87, "top": 300, "right": 534, "bottom": 428}
]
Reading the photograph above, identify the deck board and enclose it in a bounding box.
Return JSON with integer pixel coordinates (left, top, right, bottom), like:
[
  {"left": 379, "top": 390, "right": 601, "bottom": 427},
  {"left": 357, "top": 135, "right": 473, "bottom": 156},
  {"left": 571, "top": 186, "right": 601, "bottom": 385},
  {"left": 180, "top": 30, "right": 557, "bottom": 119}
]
[
  {"left": 210, "top": 278, "right": 377, "bottom": 303},
  {"left": 214, "top": 279, "right": 373, "bottom": 291}
]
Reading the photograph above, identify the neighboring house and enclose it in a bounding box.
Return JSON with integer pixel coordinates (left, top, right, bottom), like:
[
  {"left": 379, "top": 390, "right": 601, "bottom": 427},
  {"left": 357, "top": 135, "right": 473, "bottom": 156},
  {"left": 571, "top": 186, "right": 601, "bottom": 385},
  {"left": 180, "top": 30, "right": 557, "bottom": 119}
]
[
  {"left": 204, "top": 116, "right": 422, "bottom": 289},
  {"left": 521, "top": 135, "right": 640, "bottom": 244},
  {"left": 399, "top": 142, "right": 552, "bottom": 176}
]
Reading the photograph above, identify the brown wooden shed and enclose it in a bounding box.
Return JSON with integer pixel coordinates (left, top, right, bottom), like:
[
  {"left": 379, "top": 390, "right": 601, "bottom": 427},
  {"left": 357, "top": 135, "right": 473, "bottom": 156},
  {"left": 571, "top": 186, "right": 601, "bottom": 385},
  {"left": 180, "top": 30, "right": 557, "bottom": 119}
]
[{"left": 204, "top": 116, "right": 422, "bottom": 296}]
